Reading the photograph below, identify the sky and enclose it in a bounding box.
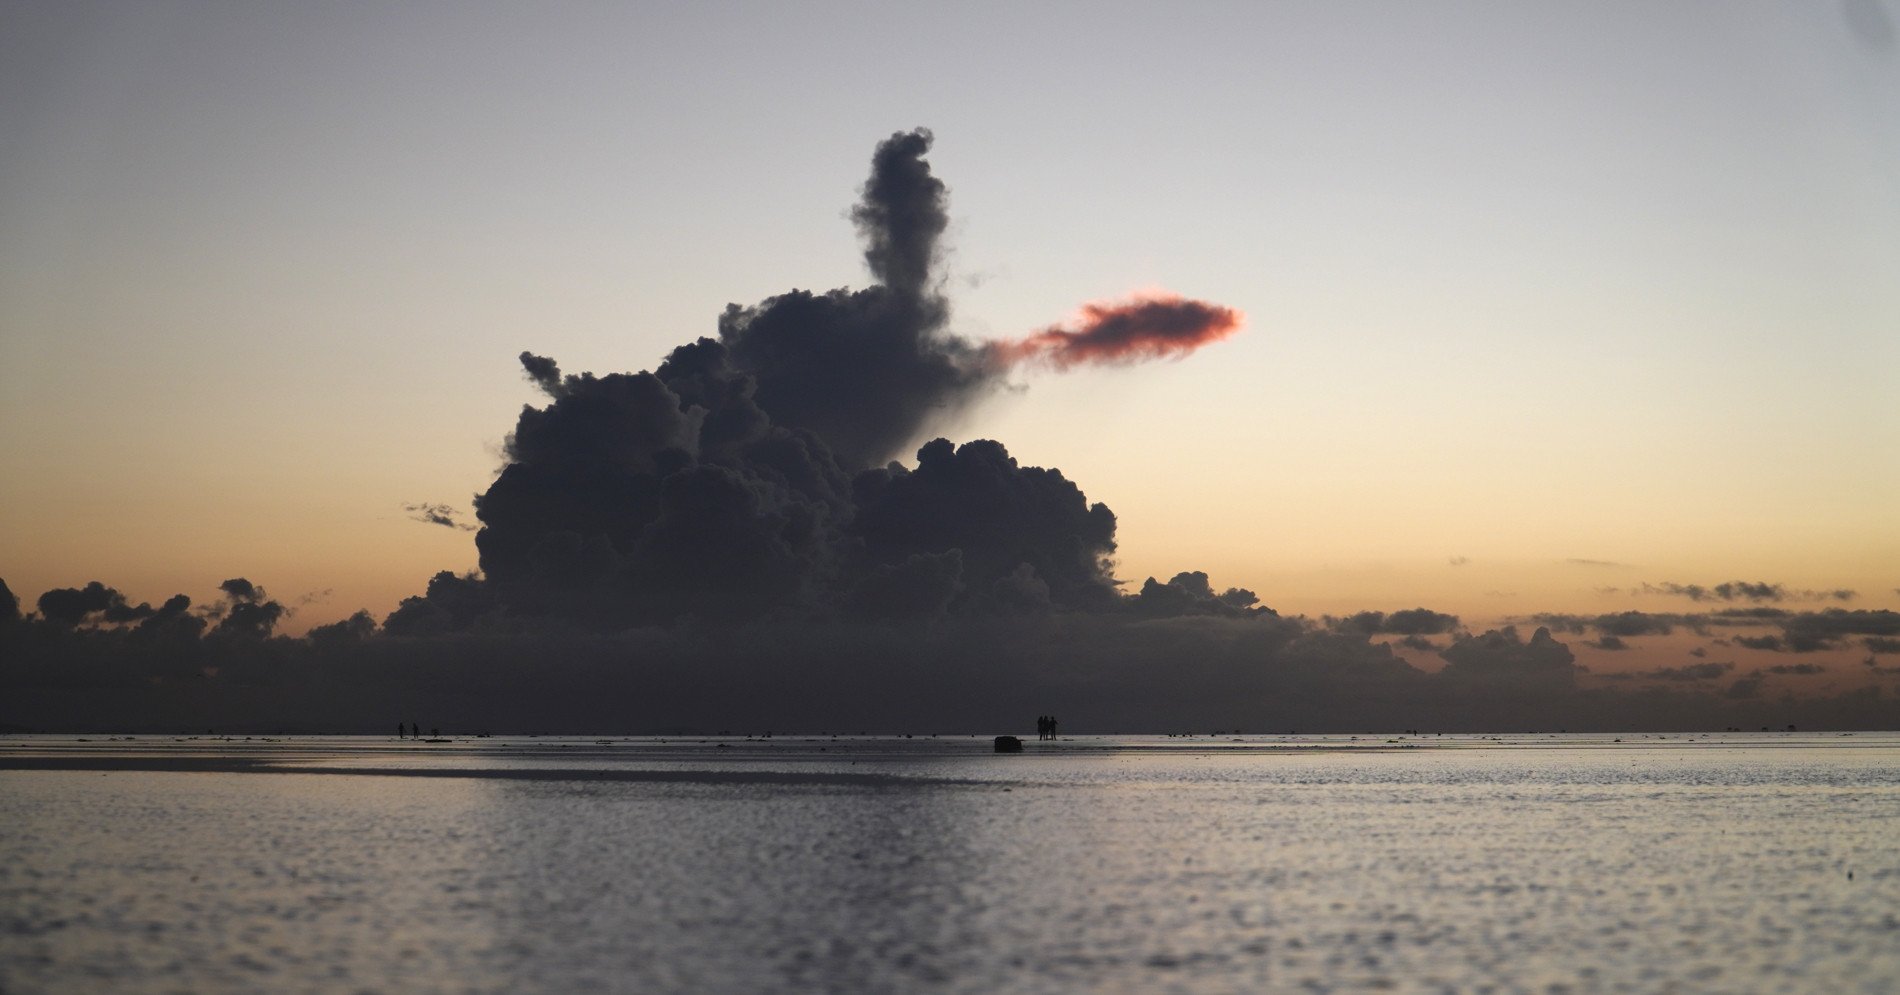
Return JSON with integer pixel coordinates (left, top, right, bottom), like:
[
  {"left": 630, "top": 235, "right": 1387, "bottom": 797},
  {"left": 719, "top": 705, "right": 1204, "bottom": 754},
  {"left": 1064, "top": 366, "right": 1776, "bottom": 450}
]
[{"left": 2, "top": 2, "right": 1898, "bottom": 731}]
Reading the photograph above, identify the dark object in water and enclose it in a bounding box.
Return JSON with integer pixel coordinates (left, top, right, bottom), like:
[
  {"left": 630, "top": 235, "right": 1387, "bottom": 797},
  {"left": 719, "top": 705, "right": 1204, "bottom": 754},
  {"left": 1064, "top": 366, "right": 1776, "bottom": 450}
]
[{"left": 994, "top": 735, "right": 1024, "bottom": 753}]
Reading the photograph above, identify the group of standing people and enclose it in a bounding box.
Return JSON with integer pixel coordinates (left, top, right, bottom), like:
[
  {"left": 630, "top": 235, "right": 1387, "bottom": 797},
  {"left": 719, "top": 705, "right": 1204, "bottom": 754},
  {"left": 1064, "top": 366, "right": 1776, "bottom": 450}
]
[{"left": 1036, "top": 715, "right": 1060, "bottom": 740}]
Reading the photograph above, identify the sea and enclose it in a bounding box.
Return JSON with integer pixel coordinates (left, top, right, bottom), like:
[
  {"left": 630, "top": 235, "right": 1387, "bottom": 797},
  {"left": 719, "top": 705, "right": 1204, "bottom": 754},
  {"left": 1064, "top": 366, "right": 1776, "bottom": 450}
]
[{"left": 3, "top": 732, "right": 1897, "bottom": 993}]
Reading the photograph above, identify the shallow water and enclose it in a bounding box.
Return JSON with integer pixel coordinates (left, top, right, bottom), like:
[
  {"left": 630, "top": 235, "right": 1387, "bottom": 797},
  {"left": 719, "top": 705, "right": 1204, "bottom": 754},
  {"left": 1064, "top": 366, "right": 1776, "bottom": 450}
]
[{"left": 4, "top": 733, "right": 1899, "bottom": 993}]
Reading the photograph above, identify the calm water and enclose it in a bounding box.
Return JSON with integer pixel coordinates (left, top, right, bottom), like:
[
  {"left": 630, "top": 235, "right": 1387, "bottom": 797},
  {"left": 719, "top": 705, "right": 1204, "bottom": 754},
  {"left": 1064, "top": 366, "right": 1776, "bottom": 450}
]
[{"left": 3, "top": 733, "right": 1898, "bottom": 993}]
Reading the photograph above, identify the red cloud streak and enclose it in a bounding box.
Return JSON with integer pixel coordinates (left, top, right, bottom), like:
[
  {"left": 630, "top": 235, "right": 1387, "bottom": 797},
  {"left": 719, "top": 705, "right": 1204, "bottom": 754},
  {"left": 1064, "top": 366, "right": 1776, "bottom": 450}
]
[{"left": 991, "top": 292, "right": 1244, "bottom": 370}]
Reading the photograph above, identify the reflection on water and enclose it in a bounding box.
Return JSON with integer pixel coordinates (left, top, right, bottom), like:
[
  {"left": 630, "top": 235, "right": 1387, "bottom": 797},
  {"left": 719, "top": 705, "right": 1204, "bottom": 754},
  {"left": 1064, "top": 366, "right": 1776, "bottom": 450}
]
[{"left": 3, "top": 734, "right": 1899, "bottom": 992}]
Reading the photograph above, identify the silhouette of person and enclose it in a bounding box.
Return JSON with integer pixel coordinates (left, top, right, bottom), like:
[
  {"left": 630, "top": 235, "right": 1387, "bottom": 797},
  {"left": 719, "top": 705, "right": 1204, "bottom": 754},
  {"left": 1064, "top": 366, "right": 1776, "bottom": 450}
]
[
  {"left": 397, "top": 722, "right": 405, "bottom": 739},
  {"left": 1048, "top": 716, "right": 1058, "bottom": 740}
]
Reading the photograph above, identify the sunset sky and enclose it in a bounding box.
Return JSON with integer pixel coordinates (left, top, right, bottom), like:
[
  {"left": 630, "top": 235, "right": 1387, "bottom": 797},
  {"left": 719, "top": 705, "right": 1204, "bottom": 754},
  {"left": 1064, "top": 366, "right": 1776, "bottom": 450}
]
[{"left": 3, "top": 2, "right": 1896, "bottom": 701}]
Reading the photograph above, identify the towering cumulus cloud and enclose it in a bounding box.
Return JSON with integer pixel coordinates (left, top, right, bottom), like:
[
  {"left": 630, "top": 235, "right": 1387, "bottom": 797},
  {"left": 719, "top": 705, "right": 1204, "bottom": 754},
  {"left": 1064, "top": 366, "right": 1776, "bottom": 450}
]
[
  {"left": 465, "top": 129, "right": 1139, "bottom": 627},
  {"left": 715, "top": 128, "right": 992, "bottom": 470}
]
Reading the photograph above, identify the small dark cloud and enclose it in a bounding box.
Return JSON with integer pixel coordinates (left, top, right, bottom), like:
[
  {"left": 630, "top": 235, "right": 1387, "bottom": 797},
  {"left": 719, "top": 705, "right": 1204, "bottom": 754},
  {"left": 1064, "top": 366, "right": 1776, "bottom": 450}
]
[
  {"left": 1530, "top": 610, "right": 1681, "bottom": 638},
  {"left": 135, "top": 594, "right": 205, "bottom": 643},
  {"left": 211, "top": 578, "right": 283, "bottom": 638},
  {"left": 1130, "top": 571, "right": 1262, "bottom": 619},
  {"left": 1781, "top": 609, "right": 1900, "bottom": 649},
  {"left": 1642, "top": 581, "right": 1856, "bottom": 604},
  {"left": 1448, "top": 556, "right": 1470, "bottom": 567},
  {"left": 1866, "top": 637, "right": 1900, "bottom": 654},
  {"left": 519, "top": 352, "right": 563, "bottom": 395},
  {"left": 1717, "top": 610, "right": 1900, "bottom": 654},
  {"left": 1566, "top": 558, "right": 1630, "bottom": 568},
  {"left": 1326, "top": 608, "right": 1459, "bottom": 636},
  {"left": 35, "top": 582, "right": 155, "bottom": 628},
  {"left": 1397, "top": 634, "right": 1440, "bottom": 651},
  {"left": 1588, "top": 635, "right": 1629, "bottom": 651},
  {"left": 1709, "top": 607, "right": 1791, "bottom": 623},
  {"left": 1766, "top": 663, "right": 1825, "bottom": 676},
  {"left": 405, "top": 502, "right": 479, "bottom": 532},
  {"left": 216, "top": 601, "right": 284, "bottom": 639},
  {"left": 1603, "top": 661, "right": 1734, "bottom": 682},
  {"left": 1595, "top": 611, "right": 1677, "bottom": 637},
  {"left": 219, "top": 578, "right": 263, "bottom": 603},
  {"left": 308, "top": 610, "right": 377, "bottom": 645},
  {"left": 1716, "top": 581, "right": 1788, "bottom": 602}
]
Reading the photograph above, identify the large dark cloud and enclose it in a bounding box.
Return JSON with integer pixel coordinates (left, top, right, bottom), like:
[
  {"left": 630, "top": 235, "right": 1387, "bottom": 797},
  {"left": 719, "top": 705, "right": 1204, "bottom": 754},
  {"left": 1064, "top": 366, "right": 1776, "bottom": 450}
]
[
  {"left": 1, "top": 132, "right": 1888, "bottom": 735},
  {"left": 851, "top": 439, "right": 1119, "bottom": 613},
  {"left": 1439, "top": 627, "right": 1580, "bottom": 690},
  {"left": 717, "top": 129, "right": 993, "bottom": 470},
  {"left": 456, "top": 132, "right": 1077, "bottom": 629}
]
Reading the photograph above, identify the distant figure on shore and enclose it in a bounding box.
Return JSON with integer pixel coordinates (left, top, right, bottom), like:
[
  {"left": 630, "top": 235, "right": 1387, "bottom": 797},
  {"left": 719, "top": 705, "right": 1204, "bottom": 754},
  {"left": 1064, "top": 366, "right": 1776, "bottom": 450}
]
[
  {"left": 409, "top": 722, "right": 419, "bottom": 739},
  {"left": 397, "top": 723, "right": 405, "bottom": 739},
  {"left": 1035, "top": 715, "right": 1059, "bottom": 740},
  {"left": 1048, "top": 716, "right": 1058, "bottom": 740}
]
